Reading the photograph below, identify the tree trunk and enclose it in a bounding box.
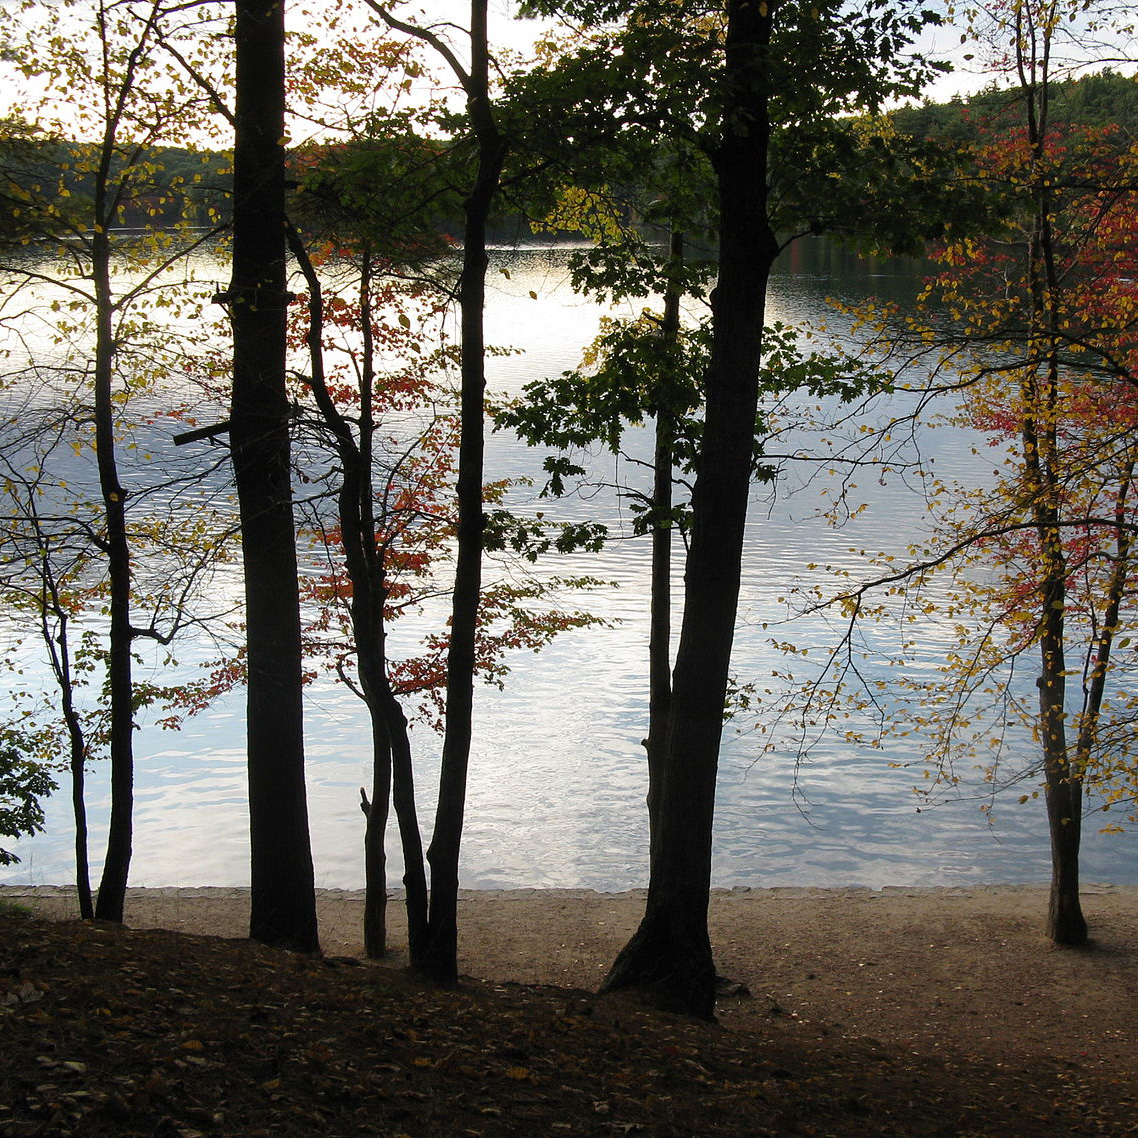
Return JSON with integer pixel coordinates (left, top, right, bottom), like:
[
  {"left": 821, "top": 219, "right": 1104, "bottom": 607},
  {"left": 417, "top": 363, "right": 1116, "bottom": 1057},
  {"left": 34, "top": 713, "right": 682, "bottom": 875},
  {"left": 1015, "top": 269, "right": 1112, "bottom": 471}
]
[
  {"left": 48, "top": 596, "right": 93, "bottom": 921},
  {"left": 360, "top": 732, "right": 391, "bottom": 958},
  {"left": 354, "top": 253, "right": 429, "bottom": 958},
  {"left": 60, "top": 641, "right": 93, "bottom": 922},
  {"left": 91, "top": 211, "right": 134, "bottom": 925},
  {"left": 1029, "top": 349, "right": 1087, "bottom": 948},
  {"left": 70, "top": 733, "right": 93, "bottom": 922},
  {"left": 416, "top": 0, "right": 507, "bottom": 985},
  {"left": 601, "top": 0, "right": 776, "bottom": 1020},
  {"left": 358, "top": 671, "right": 429, "bottom": 961},
  {"left": 355, "top": 253, "right": 389, "bottom": 958},
  {"left": 290, "top": 222, "right": 432, "bottom": 960},
  {"left": 1036, "top": 549, "right": 1086, "bottom": 944},
  {"left": 356, "top": 690, "right": 431, "bottom": 961},
  {"left": 388, "top": 697, "right": 429, "bottom": 957},
  {"left": 231, "top": 0, "right": 318, "bottom": 953},
  {"left": 644, "top": 229, "right": 682, "bottom": 865},
  {"left": 1019, "top": 38, "right": 1086, "bottom": 945}
]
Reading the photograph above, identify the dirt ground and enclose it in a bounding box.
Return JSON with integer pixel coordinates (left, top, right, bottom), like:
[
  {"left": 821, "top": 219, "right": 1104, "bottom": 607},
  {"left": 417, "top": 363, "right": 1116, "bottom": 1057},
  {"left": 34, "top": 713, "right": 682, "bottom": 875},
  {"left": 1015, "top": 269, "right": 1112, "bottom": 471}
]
[{"left": 2, "top": 883, "right": 1136, "bottom": 1136}]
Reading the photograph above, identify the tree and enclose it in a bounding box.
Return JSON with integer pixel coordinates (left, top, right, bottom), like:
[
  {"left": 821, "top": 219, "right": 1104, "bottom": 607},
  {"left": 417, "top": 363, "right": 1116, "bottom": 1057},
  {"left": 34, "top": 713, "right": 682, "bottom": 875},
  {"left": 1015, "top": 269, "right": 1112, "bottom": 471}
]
[
  {"left": 358, "top": 0, "right": 507, "bottom": 984},
  {"left": 908, "top": 38, "right": 1138, "bottom": 943},
  {"left": 497, "top": 0, "right": 945, "bottom": 1017},
  {"left": 0, "top": 0, "right": 234, "bottom": 922},
  {"left": 783, "top": 0, "right": 1138, "bottom": 947},
  {"left": 284, "top": 72, "right": 459, "bottom": 961},
  {"left": 414, "top": 0, "right": 506, "bottom": 987},
  {"left": 499, "top": 227, "right": 885, "bottom": 883},
  {"left": 287, "top": 223, "right": 438, "bottom": 961},
  {"left": 596, "top": 0, "right": 778, "bottom": 1017},
  {"left": 0, "top": 417, "right": 227, "bottom": 915},
  {"left": 497, "top": 122, "right": 717, "bottom": 862},
  {"left": 0, "top": 426, "right": 102, "bottom": 915},
  {"left": 228, "top": 0, "right": 318, "bottom": 952},
  {"left": 288, "top": 215, "right": 603, "bottom": 957}
]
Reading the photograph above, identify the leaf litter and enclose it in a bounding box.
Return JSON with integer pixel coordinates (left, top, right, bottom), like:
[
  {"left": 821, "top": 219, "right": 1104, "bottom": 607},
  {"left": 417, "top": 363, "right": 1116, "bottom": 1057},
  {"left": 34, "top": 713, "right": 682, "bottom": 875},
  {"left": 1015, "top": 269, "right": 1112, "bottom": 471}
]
[{"left": 1, "top": 912, "right": 1135, "bottom": 1137}]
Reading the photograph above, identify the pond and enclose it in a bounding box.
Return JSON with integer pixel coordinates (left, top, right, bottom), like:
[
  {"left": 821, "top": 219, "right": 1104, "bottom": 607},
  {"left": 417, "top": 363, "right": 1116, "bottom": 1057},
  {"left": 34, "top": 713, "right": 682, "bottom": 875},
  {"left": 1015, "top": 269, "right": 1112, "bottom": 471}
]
[{"left": 2, "top": 239, "right": 1135, "bottom": 892}]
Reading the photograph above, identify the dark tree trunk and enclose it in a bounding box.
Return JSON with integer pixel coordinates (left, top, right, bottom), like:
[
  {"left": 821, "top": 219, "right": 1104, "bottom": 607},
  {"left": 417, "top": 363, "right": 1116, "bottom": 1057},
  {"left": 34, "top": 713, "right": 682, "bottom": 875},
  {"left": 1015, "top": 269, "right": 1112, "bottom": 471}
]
[
  {"left": 1031, "top": 376, "right": 1085, "bottom": 945},
  {"left": 416, "top": 0, "right": 507, "bottom": 985},
  {"left": 231, "top": 0, "right": 318, "bottom": 953},
  {"left": 355, "top": 256, "right": 390, "bottom": 958},
  {"left": 81, "top": 1, "right": 163, "bottom": 924},
  {"left": 389, "top": 701, "right": 429, "bottom": 956},
  {"left": 47, "top": 596, "right": 93, "bottom": 921},
  {"left": 354, "top": 693, "right": 430, "bottom": 962},
  {"left": 70, "top": 732, "right": 93, "bottom": 922},
  {"left": 290, "top": 229, "right": 431, "bottom": 958},
  {"left": 91, "top": 205, "right": 134, "bottom": 926},
  {"left": 61, "top": 649, "right": 93, "bottom": 922},
  {"left": 354, "top": 255, "right": 429, "bottom": 958},
  {"left": 644, "top": 229, "right": 683, "bottom": 864},
  {"left": 1045, "top": 782, "right": 1086, "bottom": 944},
  {"left": 290, "top": 220, "right": 432, "bottom": 961},
  {"left": 360, "top": 734, "right": 391, "bottom": 958},
  {"left": 365, "top": 688, "right": 429, "bottom": 958},
  {"left": 1035, "top": 510, "right": 1085, "bottom": 944},
  {"left": 1020, "top": 50, "right": 1086, "bottom": 946},
  {"left": 601, "top": 0, "right": 776, "bottom": 1020}
]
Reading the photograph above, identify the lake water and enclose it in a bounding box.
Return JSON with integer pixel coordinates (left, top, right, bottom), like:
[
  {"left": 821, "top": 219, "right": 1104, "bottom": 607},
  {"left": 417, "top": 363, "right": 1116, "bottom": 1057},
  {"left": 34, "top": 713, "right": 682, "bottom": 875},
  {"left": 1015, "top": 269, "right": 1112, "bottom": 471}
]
[{"left": 3, "top": 239, "right": 1136, "bottom": 892}]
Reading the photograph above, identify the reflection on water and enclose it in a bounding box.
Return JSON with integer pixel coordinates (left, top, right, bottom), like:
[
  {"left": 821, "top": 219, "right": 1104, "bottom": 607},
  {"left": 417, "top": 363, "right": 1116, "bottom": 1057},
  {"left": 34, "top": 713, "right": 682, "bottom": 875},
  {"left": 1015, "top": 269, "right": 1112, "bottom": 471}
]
[{"left": 4, "top": 242, "right": 1137, "bottom": 891}]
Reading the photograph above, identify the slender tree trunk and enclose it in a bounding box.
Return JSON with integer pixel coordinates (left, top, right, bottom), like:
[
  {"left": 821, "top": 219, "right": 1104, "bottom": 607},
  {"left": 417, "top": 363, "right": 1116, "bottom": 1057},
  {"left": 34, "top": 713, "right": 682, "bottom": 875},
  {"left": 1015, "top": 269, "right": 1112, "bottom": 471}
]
[
  {"left": 416, "top": 0, "right": 507, "bottom": 985},
  {"left": 91, "top": 221, "right": 134, "bottom": 925},
  {"left": 355, "top": 252, "right": 389, "bottom": 957},
  {"left": 43, "top": 590, "right": 93, "bottom": 920},
  {"left": 1017, "top": 33, "right": 1087, "bottom": 944},
  {"left": 360, "top": 732, "right": 391, "bottom": 957},
  {"left": 1036, "top": 544, "right": 1085, "bottom": 944},
  {"left": 1069, "top": 461, "right": 1133, "bottom": 914},
  {"left": 69, "top": 726, "right": 93, "bottom": 922},
  {"left": 387, "top": 697, "right": 429, "bottom": 955},
  {"left": 60, "top": 643, "right": 93, "bottom": 921},
  {"left": 76, "top": 0, "right": 167, "bottom": 924},
  {"left": 1025, "top": 315, "right": 1087, "bottom": 946},
  {"left": 365, "top": 684, "right": 429, "bottom": 957},
  {"left": 293, "top": 230, "right": 397, "bottom": 955},
  {"left": 231, "top": 0, "right": 318, "bottom": 953},
  {"left": 356, "top": 253, "right": 428, "bottom": 958},
  {"left": 645, "top": 228, "right": 683, "bottom": 865},
  {"left": 602, "top": 0, "right": 776, "bottom": 1020},
  {"left": 290, "top": 230, "right": 430, "bottom": 959}
]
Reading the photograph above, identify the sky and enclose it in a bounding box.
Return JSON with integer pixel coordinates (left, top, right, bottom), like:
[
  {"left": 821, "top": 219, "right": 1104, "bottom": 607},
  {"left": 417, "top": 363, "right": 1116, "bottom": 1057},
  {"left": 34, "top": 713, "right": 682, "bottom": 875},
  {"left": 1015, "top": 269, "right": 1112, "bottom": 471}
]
[{"left": 0, "top": 0, "right": 1132, "bottom": 141}]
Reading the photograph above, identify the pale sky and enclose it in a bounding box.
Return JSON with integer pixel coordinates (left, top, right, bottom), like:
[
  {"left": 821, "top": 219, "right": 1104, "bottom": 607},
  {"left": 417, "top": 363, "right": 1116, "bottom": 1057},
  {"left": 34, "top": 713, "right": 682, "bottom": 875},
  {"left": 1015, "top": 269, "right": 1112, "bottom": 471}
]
[{"left": 0, "top": 0, "right": 1132, "bottom": 141}]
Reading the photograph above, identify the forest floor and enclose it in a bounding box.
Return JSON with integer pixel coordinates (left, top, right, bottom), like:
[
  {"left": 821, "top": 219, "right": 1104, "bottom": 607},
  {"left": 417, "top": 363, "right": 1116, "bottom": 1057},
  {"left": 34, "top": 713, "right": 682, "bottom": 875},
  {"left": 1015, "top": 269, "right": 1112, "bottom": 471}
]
[{"left": 1, "top": 884, "right": 1136, "bottom": 1137}]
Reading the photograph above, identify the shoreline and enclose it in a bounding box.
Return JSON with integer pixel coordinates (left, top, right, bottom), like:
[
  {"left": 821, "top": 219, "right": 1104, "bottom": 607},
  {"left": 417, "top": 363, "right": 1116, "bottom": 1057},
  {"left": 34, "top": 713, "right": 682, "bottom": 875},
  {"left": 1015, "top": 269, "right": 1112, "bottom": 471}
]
[
  {"left": 6, "top": 881, "right": 1136, "bottom": 1069},
  {"left": 5, "top": 879, "right": 1133, "bottom": 903},
  {"left": 5, "top": 878, "right": 1136, "bottom": 974}
]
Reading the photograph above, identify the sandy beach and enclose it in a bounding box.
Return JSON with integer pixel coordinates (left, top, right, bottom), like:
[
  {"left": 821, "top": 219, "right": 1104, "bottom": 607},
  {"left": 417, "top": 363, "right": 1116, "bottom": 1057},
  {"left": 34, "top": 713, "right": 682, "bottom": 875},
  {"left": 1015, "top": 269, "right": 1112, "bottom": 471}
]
[{"left": 4, "top": 880, "right": 1137, "bottom": 1072}]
